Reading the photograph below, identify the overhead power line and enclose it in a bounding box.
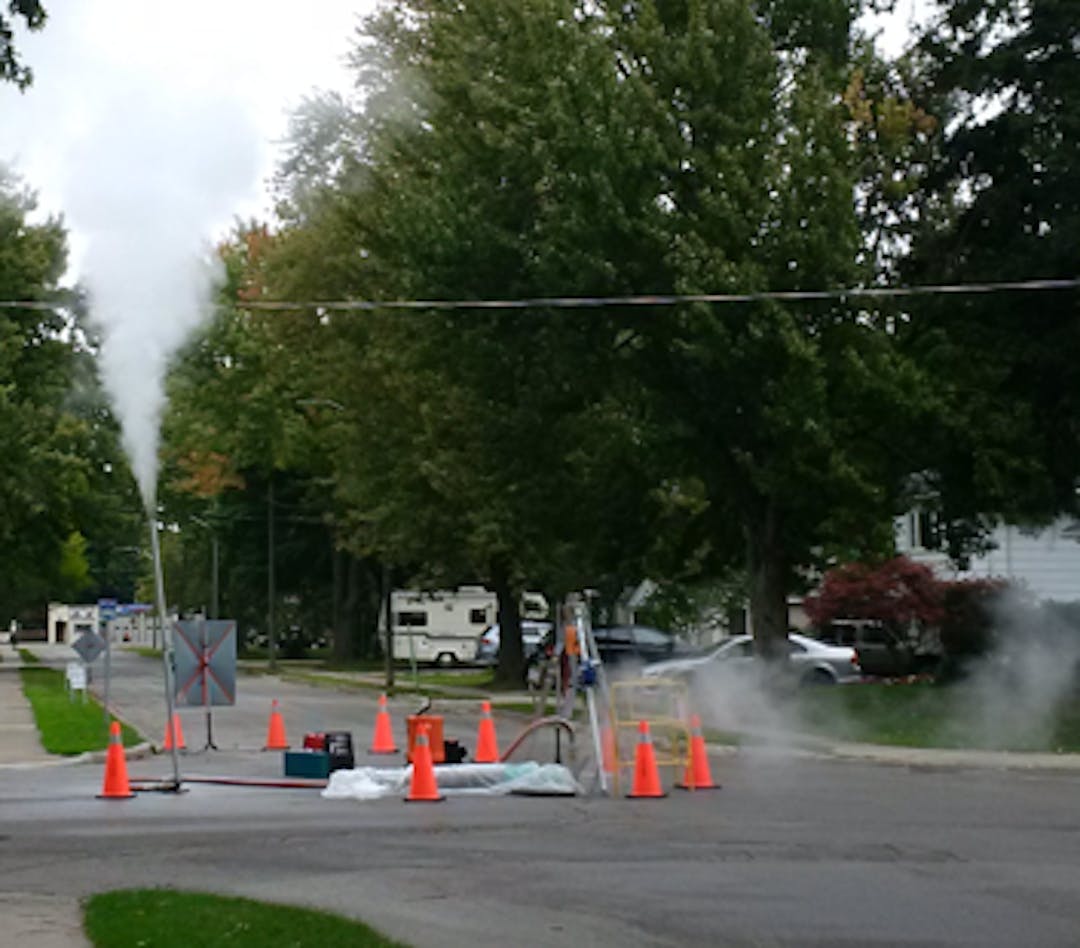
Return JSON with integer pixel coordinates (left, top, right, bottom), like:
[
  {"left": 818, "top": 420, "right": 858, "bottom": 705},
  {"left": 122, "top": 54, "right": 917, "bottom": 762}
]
[{"left": 0, "top": 277, "right": 1077, "bottom": 313}]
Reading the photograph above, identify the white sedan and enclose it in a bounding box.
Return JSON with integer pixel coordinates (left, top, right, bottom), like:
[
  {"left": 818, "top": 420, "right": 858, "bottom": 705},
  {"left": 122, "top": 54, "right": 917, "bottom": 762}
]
[{"left": 642, "top": 633, "right": 862, "bottom": 686}]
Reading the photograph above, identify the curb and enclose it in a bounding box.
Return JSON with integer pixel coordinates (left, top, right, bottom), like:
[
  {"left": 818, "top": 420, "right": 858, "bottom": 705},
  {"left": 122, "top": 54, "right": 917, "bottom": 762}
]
[{"left": 0, "top": 742, "right": 155, "bottom": 771}]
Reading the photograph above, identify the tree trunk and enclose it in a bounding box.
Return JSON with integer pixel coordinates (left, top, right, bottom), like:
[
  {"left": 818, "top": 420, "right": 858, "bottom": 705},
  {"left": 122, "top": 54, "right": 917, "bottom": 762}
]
[
  {"left": 354, "top": 558, "right": 382, "bottom": 659},
  {"left": 342, "top": 554, "right": 361, "bottom": 660},
  {"left": 746, "top": 501, "right": 789, "bottom": 661},
  {"left": 382, "top": 563, "right": 395, "bottom": 691},
  {"left": 332, "top": 546, "right": 347, "bottom": 663},
  {"left": 492, "top": 562, "right": 523, "bottom": 686}
]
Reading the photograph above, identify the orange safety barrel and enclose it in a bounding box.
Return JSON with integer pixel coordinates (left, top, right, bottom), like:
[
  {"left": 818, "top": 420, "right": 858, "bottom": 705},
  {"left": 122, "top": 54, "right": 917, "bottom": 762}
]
[{"left": 406, "top": 715, "right": 445, "bottom": 764}]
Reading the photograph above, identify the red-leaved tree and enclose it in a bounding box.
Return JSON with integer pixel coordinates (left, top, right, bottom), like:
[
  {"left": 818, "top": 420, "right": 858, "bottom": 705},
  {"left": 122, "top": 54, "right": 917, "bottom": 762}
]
[{"left": 803, "top": 556, "right": 947, "bottom": 630}]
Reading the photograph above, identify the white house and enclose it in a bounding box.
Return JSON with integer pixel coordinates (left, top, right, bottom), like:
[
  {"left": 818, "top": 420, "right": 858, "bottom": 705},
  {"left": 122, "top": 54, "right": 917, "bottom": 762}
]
[
  {"left": 45, "top": 602, "right": 158, "bottom": 646},
  {"left": 45, "top": 602, "right": 99, "bottom": 645},
  {"left": 896, "top": 513, "right": 1080, "bottom": 602}
]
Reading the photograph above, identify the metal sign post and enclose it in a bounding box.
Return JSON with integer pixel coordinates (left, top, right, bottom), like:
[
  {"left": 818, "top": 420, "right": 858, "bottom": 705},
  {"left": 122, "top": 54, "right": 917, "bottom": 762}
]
[
  {"left": 149, "top": 517, "right": 182, "bottom": 790},
  {"left": 98, "top": 598, "right": 117, "bottom": 726}
]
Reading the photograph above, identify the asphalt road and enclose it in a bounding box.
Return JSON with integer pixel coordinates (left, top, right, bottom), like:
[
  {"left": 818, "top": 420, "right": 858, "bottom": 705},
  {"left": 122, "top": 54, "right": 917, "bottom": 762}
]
[{"left": 4, "top": 649, "right": 1080, "bottom": 946}]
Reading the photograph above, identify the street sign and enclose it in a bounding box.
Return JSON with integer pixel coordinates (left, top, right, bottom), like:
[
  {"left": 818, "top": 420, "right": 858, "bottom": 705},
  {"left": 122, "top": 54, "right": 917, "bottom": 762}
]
[
  {"left": 97, "top": 597, "right": 118, "bottom": 623},
  {"left": 172, "top": 619, "right": 237, "bottom": 706},
  {"left": 72, "top": 630, "right": 106, "bottom": 664},
  {"left": 66, "top": 661, "right": 87, "bottom": 692}
]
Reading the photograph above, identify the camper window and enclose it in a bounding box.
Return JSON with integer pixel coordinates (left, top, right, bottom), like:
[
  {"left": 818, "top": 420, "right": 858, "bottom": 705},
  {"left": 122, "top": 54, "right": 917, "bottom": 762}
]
[
  {"left": 397, "top": 611, "right": 428, "bottom": 627},
  {"left": 469, "top": 608, "right": 487, "bottom": 624}
]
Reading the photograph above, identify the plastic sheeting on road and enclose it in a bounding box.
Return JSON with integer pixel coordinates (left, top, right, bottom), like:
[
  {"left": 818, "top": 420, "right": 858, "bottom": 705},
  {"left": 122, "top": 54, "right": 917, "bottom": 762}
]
[{"left": 322, "top": 761, "right": 582, "bottom": 801}]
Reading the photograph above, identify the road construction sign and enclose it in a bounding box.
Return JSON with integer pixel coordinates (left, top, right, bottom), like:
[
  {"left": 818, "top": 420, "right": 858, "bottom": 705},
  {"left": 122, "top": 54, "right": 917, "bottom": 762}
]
[
  {"left": 172, "top": 619, "right": 237, "bottom": 706},
  {"left": 72, "top": 630, "right": 106, "bottom": 664}
]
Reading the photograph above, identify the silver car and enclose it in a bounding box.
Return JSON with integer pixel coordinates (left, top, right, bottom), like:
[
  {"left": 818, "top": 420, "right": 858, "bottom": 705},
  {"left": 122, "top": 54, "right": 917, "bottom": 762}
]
[{"left": 642, "top": 633, "right": 862, "bottom": 686}]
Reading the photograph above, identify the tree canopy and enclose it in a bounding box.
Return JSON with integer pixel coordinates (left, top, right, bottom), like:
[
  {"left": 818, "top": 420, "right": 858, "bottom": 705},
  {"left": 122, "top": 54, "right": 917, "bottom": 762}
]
[
  {"left": 1, "top": 1, "right": 46, "bottom": 89},
  {"left": 230, "top": 0, "right": 941, "bottom": 673},
  {"left": 902, "top": 0, "right": 1080, "bottom": 553},
  {"left": 0, "top": 170, "right": 143, "bottom": 621},
  {"left": 6, "top": 0, "right": 1074, "bottom": 671}
]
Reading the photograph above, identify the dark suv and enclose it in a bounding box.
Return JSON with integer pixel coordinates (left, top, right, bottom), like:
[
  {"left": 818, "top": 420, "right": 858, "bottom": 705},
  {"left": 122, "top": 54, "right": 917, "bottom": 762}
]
[
  {"left": 813, "top": 619, "right": 929, "bottom": 677},
  {"left": 590, "top": 625, "right": 691, "bottom": 666}
]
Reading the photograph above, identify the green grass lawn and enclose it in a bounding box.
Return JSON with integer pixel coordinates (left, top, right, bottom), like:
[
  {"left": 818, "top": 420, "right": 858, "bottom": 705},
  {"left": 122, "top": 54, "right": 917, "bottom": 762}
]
[
  {"left": 19, "top": 664, "right": 141, "bottom": 754},
  {"left": 83, "top": 890, "right": 408, "bottom": 948},
  {"left": 794, "top": 680, "right": 1080, "bottom": 753}
]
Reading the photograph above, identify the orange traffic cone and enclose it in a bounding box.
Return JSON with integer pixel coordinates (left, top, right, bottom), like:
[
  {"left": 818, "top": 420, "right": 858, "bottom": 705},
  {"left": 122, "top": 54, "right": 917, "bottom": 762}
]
[
  {"left": 601, "top": 724, "right": 616, "bottom": 775},
  {"left": 627, "top": 720, "right": 666, "bottom": 798},
  {"left": 263, "top": 699, "right": 289, "bottom": 750},
  {"left": 405, "top": 724, "right": 444, "bottom": 802},
  {"left": 98, "top": 720, "right": 135, "bottom": 799},
  {"left": 370, "top": 693, "right": 398, "bottom": 754},
  {"left": 162, "top": 713, "right": 186, "bottom": 751},
  {"left": 474, "top": 700, "right": 499, "bottom": 764},
  {"left": 678, "top": 714, "right": 720, "bottom": 790}
]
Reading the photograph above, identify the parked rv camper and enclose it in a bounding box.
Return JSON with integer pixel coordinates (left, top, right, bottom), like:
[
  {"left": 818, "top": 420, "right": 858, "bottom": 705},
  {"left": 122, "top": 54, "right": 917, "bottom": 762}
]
[{"left": 387, "top": 586, "right": 549, "bottom": 665}]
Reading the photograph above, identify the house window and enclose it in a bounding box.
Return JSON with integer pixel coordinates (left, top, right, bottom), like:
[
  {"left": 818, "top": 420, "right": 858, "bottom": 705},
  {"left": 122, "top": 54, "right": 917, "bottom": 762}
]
[{"left": 909, "top": 510, "right": 942, "bottom": 550}]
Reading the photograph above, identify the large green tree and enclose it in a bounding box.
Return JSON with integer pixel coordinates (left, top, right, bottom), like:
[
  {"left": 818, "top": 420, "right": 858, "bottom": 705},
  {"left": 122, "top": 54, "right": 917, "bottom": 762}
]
[
  {"left": 260, "top": 0, "right": 936, "bottom": 673},
  {"left": 0, "top": 170, "right": 99, "bottom": 620},
  {"left": 161, "top": 225, "right": 354, "bottom": 660},
  {"left": 598, "top": 0, "right": 933, "bottom": 655},
  {"left": 270, "top": 0, "right": 673, "bottom": 682},
  {"left": 902, "top": 0, "right": 1080, "bottom": 555}
]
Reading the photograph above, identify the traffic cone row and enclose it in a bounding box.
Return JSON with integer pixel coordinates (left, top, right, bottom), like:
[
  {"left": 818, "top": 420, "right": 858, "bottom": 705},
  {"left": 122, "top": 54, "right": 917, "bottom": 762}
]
[
  {"left": 99, "top": 695, "right": 718, "bottom": 806},
  {"left": 678, "top": 714, "right": 720, "bottom": 791},
  {"left": 162, "top": 713, "right": 186, "bottom": 751},
  {"left": 474, "top": 700, "right": 499, "bottom": 763},
  {"left": 263, "top": 698, "right": 289, "bottom": 750},
  {"left": 406, "top": 723, "right": 443, "bottom": 802},
  {"left": 98, "top": 721, "right": 135, "bottom": 799},
  {"left": 628, "top": 720, "right": 667, "bottom": 798},
  {"left": 370, "top": 693, "right": 398, "bottom": 753}
]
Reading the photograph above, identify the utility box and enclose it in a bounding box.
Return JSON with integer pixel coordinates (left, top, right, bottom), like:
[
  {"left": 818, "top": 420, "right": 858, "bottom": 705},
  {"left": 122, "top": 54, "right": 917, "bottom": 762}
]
[
  {"left": 284, "top": 750, "right": 331, "bottom": 779},
  {"left": 325, "top": 730, "right": 355, "bottom": 771}
]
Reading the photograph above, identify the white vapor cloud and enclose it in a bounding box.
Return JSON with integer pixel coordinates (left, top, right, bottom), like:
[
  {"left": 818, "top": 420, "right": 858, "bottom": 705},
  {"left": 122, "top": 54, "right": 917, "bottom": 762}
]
[{"left": 1, "top": 0, "right": 370, "bottom": 504}]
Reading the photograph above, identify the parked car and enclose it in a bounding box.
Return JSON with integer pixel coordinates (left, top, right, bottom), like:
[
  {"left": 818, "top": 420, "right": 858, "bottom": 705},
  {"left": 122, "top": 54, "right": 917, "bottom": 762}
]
[
  {"left": 475, "top": 620, "right": 552, "bottom": 665},
  {"left": 590, "top": 625, "right": 697, "bottom": 666},
  {"left": 812, "top": 619, "right": 941, "bottom": 678},
  {"left": 642, "top": 633, "right": 862, "bottom": 687}
]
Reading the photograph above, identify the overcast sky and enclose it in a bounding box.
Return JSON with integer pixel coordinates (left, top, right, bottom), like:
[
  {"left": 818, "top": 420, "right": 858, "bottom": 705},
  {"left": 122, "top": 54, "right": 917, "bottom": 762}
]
[
  {"left": 1, "top": 0, "right": 929, "bottom": 283},
  {"left": 1, "top": 0, "right": 376, "bottom": 276}
]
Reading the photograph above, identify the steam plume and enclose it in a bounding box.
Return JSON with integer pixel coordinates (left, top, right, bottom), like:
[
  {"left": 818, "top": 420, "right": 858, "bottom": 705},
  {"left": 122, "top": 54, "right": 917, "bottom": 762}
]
[{"left": 70, "top": 90, "right": 259, "bottom": 506}]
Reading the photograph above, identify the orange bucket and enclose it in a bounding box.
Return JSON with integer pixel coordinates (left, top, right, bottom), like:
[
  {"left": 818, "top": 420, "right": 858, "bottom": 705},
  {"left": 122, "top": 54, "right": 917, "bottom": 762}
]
[{"left": 406, "top": 715, "right": 445, "bottom": 763}]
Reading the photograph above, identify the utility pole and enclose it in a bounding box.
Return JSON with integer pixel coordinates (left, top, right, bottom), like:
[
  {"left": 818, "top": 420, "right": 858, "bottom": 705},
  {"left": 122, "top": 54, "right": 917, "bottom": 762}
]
[
  {"left": 267, "top": 475, "right": 276, "bottom": 672},
  {"left": 210, "top": 532, "right": 219, "bottom": 621}
]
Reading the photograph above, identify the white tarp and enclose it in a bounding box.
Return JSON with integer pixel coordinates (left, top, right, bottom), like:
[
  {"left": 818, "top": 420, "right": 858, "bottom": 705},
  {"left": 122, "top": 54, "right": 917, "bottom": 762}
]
[{"left": 322, "top": 761, "right": 581, "bottom": 801}]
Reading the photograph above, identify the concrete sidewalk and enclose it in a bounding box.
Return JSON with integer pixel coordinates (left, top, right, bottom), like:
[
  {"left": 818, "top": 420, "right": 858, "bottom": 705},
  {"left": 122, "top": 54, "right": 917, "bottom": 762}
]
[
  {"left": 0, "top": 642, "right": 93, "bottom": 947},
  {"left": 0, "top": 640, "right": 54, "bottom": 765}
]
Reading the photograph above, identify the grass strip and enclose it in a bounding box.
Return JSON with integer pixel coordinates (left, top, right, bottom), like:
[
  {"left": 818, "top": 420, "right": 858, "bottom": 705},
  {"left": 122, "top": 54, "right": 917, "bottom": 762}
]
[
  {"left": 83, "top": 889, "right": 409, "bottom": 948},
  {"left": 795, "top": 681, "right": 1080, "bottom": 752},
  {"left": 19, "top": 665, "right": 141, "bottom": 754}
]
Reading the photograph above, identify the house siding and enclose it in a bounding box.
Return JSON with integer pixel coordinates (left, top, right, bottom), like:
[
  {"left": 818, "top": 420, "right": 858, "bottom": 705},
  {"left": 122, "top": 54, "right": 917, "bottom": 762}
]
[{"left": 897, "top": 516, "right": 1080, "bottom": 603}]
